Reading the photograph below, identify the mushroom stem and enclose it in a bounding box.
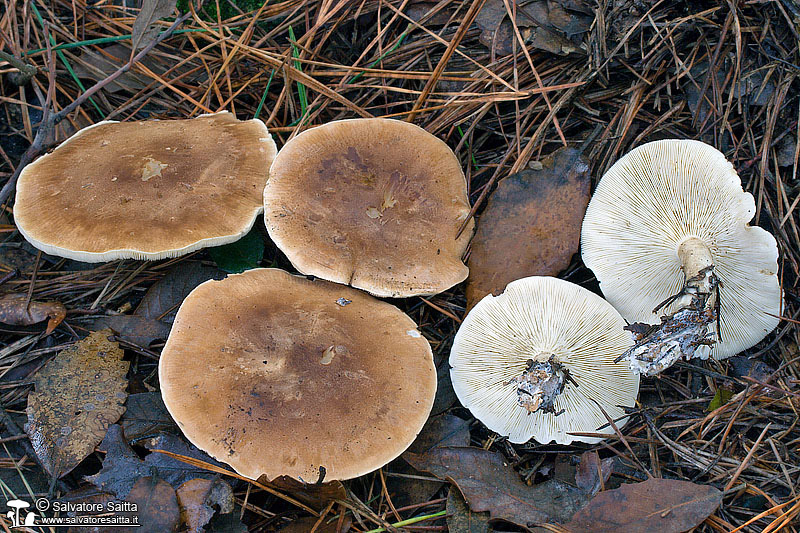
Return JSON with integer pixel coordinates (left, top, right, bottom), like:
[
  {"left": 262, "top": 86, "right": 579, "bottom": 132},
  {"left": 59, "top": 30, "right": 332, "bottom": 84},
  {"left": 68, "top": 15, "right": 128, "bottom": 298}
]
[
  {"left": 677, "top": 237, "right": 715, "bottom": 299},
  {"left": 505, "top": 357, "right": 571, "bottom": 415},
  {"left": 617, "top": 238, "right": 721, "bottom": 376}
]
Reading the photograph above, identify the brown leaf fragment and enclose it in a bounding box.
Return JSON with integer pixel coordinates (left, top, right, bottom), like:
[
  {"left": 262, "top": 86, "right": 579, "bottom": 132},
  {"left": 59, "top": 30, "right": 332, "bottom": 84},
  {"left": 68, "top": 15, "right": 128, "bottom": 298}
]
[
  {"left": 26, "top": 329, "right": 129, "bottom": 477},
  {"left": 120, "top": 392, "right": 179, "bottom": 443},
  {"left": 563, "top": 478, "right": 723, "bottom": 533},
  {"left": 406, "top": 414, "right": 471, "bottom": 454},
  {"left": 405, "top": 447, "right": 588, "bottom": 528},
  {"left": 0, "top": 293, "right": 65, "bottom": 333},
  {"left": 72, "top": 44, "right": 151, "bottom": 94},
  {"left": 388, "top": 414, "right": 471, "bottom": 510},
  {"left": 466, "top": 147, "right": 591, "bottom": 309},
  {"left": 131, "top": 0, "right": 178, "bottom": 51},
  {"left": 124, "top": 476, "right": 180, "bottom": 532},
  {"left": 143, "top": 433, "right": 228, "bottom": 488},
  {"left": 85, "top": 424, "right": 156, "bottom": 500},
  {"left": 574, "top": 451, "right": 613, "bottom": 496},
  {"left": 135, "top": 261, "right": 225, "bottom": 324},
  {"left": 447, "top": 488, "right": 491, "bottom": 533},
  {"left": 87, "top": 315, "right": 171, "bottom": 346},
  {"left": 176, "top": 478, "right": 234, "bottom": 533}
]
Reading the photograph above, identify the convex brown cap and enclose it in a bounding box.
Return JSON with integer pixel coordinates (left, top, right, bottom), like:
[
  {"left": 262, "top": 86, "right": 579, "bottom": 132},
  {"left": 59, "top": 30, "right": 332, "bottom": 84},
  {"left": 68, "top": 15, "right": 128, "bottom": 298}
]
[
  {"left": 159, "top": 268, "right": 436, "bottom": 482},
  {"left": 15, "top": 112, "right": 276, "bottom": 261},
  {"left": 263, "top": 118, "right": 474, "bottom": 297}
]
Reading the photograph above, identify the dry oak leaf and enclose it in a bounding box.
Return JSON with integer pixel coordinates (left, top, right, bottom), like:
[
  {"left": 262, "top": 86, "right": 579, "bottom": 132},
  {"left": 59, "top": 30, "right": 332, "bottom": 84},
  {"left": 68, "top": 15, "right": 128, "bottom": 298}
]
[
  {"left": 563, "top": 478, "right": 722, "bottom": 533},
  {"left": 405, "top": 447, "right": 587, "bottom": 528},
  {"left": 466, "top": 147, "right": 590, "bottom": 309},
  {"left": 26, "top": 329, "right": 129, "bottom": 478},
  {"left": 0, "top": 293, "right": 65, "bottom": 333}
]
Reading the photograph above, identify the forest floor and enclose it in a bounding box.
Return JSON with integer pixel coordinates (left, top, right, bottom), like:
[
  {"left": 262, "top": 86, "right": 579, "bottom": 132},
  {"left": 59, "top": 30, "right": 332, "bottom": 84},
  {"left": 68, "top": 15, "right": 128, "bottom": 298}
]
[{"left": 0, "top": 0, "right": 799, "bottom": 531}]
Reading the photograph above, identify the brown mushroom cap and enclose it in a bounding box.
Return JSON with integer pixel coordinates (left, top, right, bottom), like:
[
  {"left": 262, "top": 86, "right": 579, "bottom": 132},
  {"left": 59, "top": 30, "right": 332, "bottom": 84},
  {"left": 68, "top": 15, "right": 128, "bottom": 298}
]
[
  {"left": 15, "top": 112, "right": 276, "bottom": 261},
  {"left": 158, "top": 268, "right": 436, "bottom": 482},
  {"left": 263, "top": 118, "right": 474, "bottom": 297}
]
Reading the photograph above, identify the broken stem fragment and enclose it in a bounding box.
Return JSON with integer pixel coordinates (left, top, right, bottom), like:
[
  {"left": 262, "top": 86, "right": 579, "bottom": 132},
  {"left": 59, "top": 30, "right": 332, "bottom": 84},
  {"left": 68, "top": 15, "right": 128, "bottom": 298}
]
[
  {"left": 505, "top": 356, "right": 575, "bottom": 415},
  {"left": 617, "top": 237, "right": 721, "bottom": 377}
]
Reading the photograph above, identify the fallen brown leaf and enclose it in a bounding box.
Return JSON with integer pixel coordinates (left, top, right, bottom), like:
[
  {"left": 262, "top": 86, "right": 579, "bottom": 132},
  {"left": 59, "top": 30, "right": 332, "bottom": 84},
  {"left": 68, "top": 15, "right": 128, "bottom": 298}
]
[
  {"left": 131, "top": 0, "right": 178, "bottom": 51},
  {"left": 574, "top": 451, "right": 613, "bottom": 496},
  {"left": 135, "top": 261, "right": 225, "bottom": 324},
  {"left": 466, "top": 147, "right": 591, "bottom": 309},
  {"left": 123, "top": 476, "right": 180, "bottom": 532},
  {"left": 87, "top": 315, "right": 171, "bottom": 346},
  {"left": 0, "top": 293, "right": 65, "bottom": 333},
  {"left": 405, "top": 447, "right": 588, "bottom": 528},
  {"left": 26, "top": 329, "right": 128, "bottom": 477},
  {"left": 562, "top": 477, "right": 722, "bottom": 532},
  {"left": 176, "top": 478, "right": 234, "bottom": 533},
  {"left": 447, "top": 488, "right": 491, "bottom": 533}
]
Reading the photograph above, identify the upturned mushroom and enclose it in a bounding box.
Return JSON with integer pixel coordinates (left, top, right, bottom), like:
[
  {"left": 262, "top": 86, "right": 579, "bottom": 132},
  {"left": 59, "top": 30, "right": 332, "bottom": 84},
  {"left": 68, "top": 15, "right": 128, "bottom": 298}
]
[
  {"left": 14, "top": 112, "right": 276, "bottom": 261},
  {"left": 263, "top": 118, "right": 474, "bottom": 297},
  {"left": 449, "top": 276, "right": 639, "bottom": 445},
  {"left": 581, "top": 139, "right": 781, "bottom": 375},
  {"left": 159, "top": 268, "right": 436, "bottom": 481}
]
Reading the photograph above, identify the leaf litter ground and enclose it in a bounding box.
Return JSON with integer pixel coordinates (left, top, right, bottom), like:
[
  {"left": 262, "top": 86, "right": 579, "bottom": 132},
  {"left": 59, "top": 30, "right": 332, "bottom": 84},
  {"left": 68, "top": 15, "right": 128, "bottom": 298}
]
[{"left": 0, "top": 0, "right": 799, "bottom": 531}]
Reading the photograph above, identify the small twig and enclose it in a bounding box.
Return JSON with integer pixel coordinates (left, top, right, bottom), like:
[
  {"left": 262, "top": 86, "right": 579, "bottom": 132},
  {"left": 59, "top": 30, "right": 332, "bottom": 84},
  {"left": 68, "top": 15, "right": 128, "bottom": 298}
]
[{"left": 0, "top": 50, "right": 37, "bottom": 85}]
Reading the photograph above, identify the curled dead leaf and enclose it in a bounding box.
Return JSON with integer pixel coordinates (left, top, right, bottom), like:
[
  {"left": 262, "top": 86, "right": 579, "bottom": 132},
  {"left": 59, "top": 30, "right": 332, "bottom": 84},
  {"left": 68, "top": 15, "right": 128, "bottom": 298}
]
[{"left": 0, "top": 293, "right": 66, "bottom": 333}]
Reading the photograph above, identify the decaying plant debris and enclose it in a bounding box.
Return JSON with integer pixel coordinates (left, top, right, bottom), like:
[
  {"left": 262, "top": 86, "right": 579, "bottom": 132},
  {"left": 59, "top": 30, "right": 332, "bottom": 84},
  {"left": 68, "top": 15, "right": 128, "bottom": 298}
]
[{"left": 0, "top": 0, "right": 798, "bottom": 531}]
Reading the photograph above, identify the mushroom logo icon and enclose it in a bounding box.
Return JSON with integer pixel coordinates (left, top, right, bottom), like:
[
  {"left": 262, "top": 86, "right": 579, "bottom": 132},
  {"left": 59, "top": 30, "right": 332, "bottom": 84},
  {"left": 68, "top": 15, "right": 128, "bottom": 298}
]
[{"left": 5, "top": 499, "right": 35, "bottom": 528}]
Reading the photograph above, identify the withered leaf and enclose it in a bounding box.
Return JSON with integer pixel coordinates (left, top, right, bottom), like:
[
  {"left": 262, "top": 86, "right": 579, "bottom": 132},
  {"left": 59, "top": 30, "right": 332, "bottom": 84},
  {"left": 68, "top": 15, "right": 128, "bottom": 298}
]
[
  {"left": 407, "top": 414, "right": 471, "bottom": 454},
  {"left": 466, "top": 147, "right": 591, "bottom": 309},
  {"left": 131, "top": 0, "right": 178, "bottom": 51},
  {"left": 0, "top": 293, "right": 66, "bottom": 334},
  {"left": 405, "top": 447, "right": 588, "bottom": 528},
  {"left": 388, "top": 414, "right": 471, "bottom": 510},
  {"left": 60, "top": 486, "right": 121, "bottom": 533},
  {"left": 176, "top": 478, "right": 234, "bottom": 533},
  {"left": 72, "top": 44, "right": 151, "bottom": 94},
  {"left": 143, "top": 433, "right": 228, "bottom": 488},
  {"left": 87, "top": 315, "right": 171, "bottom": 346},
  {"left": 26, "top": 329, "right": 129, "bottom": 478},
  {"left": 124, "top": 476, "right": 180, "bottom": 532},
  {"left": 574, "top": 451, "right": 613, "bottom": 496},
  {"left": 86, "top": 424, "right": 156, "bottom": 500},
  {"left": 206, "top": 513, "right": 249, "bottom": 533},
  {"left": 120, "top": 392, "right": 179, "bottom": 443},
  {"left": 135, "top": 261, "right": 224, "bottom": 324},
  {"left": 447, "top": 488, "right": 490, "bottom": 533},
  {"left": 563, "top": 478, "right": 722, "bottom": 533}
]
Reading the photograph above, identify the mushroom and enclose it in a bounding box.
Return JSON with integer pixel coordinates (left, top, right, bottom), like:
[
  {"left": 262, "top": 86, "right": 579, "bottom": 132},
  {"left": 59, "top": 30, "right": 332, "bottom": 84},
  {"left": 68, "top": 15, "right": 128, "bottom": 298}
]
[
  {"left": 449, "top": 276, "right": 639, "bottom": 445},
  {"left": 581, "top": 140, "right": 781, "bottom": 375},
  {"left": 158, "top": 268, "right": 436, "bottom": 481},
  {"left": 263, "top": 118, "right": 474, "bottom": 297},
  {"left": 14, "top": 112, "right": 276, "bottom": 261}
]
